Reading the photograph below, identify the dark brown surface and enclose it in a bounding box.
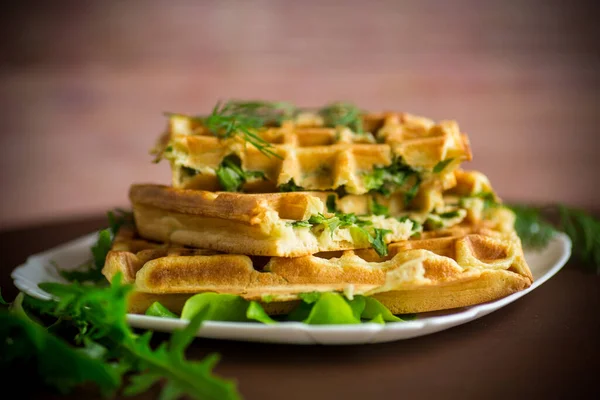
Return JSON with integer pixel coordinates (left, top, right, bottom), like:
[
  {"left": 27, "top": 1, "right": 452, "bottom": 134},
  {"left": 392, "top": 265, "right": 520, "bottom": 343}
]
[{"left": 1, "top": 216, "right": 599, "bottom": 400}]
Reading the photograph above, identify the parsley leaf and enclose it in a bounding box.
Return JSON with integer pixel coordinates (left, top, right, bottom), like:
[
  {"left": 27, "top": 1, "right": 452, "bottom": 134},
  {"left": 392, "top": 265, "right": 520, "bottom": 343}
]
[{"left": 439, "top": 211, "right": 460, "bottom": 219}]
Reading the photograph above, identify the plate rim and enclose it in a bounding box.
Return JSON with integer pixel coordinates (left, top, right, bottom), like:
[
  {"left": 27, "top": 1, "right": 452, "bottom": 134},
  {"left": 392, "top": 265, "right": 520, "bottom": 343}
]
[{"left": 11, "top": 232, "right": 572, "bottom": 343}]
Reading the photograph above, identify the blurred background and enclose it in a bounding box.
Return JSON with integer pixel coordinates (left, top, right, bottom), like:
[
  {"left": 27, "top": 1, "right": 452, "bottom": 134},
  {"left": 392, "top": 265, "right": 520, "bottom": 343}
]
[{"left": 0, "top": 0, "right": 598, "bottom": 230}]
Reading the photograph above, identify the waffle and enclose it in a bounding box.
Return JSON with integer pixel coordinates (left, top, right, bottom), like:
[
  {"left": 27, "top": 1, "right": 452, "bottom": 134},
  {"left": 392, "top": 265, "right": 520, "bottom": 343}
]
[
  {"left": 103, "top": 223, "right": 533, "bottom": 315},
  {"left": 130, "top": 178, "right": 508, "bottom": 258},
  {"left": 153, "top": 111, "right": 472, "bottom": 211}
]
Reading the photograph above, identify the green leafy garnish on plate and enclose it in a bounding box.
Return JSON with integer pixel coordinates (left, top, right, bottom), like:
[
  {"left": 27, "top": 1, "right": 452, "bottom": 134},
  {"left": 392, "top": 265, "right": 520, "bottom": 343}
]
[
  {"left": 2, "top": 275, "right": 240, "bottom": 400},
  {"left": 510, "top": 204, "right": 600, "bottom": 273}
]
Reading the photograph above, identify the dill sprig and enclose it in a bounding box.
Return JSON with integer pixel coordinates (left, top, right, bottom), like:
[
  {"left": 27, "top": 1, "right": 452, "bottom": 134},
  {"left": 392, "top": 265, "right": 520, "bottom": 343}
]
[
  {"left": 318, "top": 102, "right": 364, "bottom": 134},
  {"left": 203, "top": 101, "right": 283, "bottom": 159},
  {"left": 510, "top": 204, "right": 600, "bottom": 273}
]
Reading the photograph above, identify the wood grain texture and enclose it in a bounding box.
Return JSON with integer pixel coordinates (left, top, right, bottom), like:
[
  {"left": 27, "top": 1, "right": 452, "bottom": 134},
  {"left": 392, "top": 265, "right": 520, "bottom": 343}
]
[{"left": 0, "top": 0, "right": 598, "bottom": 229}]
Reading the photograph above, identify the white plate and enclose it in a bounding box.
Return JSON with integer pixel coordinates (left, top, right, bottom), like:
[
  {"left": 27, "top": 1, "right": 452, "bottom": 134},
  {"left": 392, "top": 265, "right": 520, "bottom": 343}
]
[{"left": 12, "top": 232, "right": 571, "bottom": 345}]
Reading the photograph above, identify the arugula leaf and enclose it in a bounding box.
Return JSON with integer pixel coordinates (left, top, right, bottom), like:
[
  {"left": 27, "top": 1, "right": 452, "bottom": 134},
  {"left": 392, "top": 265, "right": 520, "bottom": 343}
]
[
  {"left": 510, "top": 205, "right": 557, "bottom": 249},
  {"left": 58, "top": 228, "right": 112, "bottom": 284},
  {"left": 107, "top": 208, "right": 134, "bottom": 236},
  {"left": 511, "top": 204, "right": 600, "bottom": 273},
  {"left": 0, "top": 311, "right": 122, "bottom": 396},
  {"left": 370, "top": 198, "right": 389, "bottom": 216},
  {"left": 32, "top": 275, "right": 240, "bottom": 399},
  {"left": 433, "top": 158, "right": 454, "bottom": 173},
  {"left": 0, "top": 288, "right": 7, "bottom": 305},
  {"left": 326, "top": 194, "right": 337, "bottom": 213},
  {"left": 146, "top": 302, "right": 178, "bottom": 318}
]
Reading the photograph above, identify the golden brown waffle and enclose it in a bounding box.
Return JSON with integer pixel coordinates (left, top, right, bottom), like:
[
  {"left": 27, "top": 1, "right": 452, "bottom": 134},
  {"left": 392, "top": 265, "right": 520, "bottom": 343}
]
[
  {"left": 130, "top": 184, "right": 420, "bottom": 257},
  {"left": 103, "top": 224, "right": 533, "bottom": 315},
  {"left": 154, "top": 112, "right": 472, "bottom": 208}
]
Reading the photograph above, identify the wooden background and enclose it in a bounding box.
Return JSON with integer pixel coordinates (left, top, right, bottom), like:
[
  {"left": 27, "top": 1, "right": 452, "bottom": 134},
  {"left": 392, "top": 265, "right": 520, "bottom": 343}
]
[{"left": 0, "top": 0, "right": 598, "bottom": 229}]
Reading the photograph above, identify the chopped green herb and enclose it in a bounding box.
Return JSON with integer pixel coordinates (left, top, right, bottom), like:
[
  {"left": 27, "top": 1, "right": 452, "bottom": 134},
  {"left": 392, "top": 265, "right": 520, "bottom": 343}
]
[
  {"left": 261, "top": 295, "right": 274, "bottom": 303},
  {"left": 291, "top": 220, "right": 312, "bottom": 228},
  {"left": 370, "top": 198, "right": 389, "bottom": 216},
  {"left": 363, "top": 159, "right": 419, "bottom": 199},
  {"left": 278, "top": 179, "right": 305, "bottom": 192},
  {"left": 298, "top": 292, "right": 322, "bottom": 304},
  {"left": 318, "top": 102, "right": 364, "bottom": 134},
  {"left": 404, "top": 176, "right": 422, "bottom": 205},
  {"left": 326, "top": 194, "right": 337, "bottom": 213},
  {"left": 202, "top": 101, "right": 283, "bottom": 159},
  {"left": 181, "top": 166, "right": 200, "bottom": 178},
  {"left": 433, "top": 158, "right": 454, "bottom": 173},
  {"left": 215, "top": 154, "right": 265, "bottom": 192},
  {"left": 368, "top": 228, "right": 392, "bottom": 257},
  {"left": 439, "top": 211, "right": 460, "bottom": 219}
]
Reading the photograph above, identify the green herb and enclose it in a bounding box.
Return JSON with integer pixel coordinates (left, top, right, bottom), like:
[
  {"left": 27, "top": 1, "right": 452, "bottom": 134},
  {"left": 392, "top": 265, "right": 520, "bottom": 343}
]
[
  {"left": 433, "top": 158, "right": 454, "bottom": 174},
  {"left": 439, "top": 211, "right": 460, "bottom": 219},
  {"left": 404, "top": 176, "right": 422, "bottom": 205},
  {"left": 510, "top": 205, "right": 557, "bottom": 249},
  {"left": 3, "top": 275, "right": 239, "bottom": 399},
  {"left": 326, "top": 194, "right": 337, "bottom": 213},
  {"left": 246, "top": 301, "right": 278, "bottom": 325},
  {"left": 278, "top": 179, "right": 305, "bottom": 192},
  {"left": 215, "top": 154, "right": 264, "bottom": 192},
  {"left": 58, "top": 229, "right": 111, "bottom": 284},
  {"left": 361, "top": 297, "right": 403, "bottom": 322},
  {"left": 289, "top": 293, "right": 409, "bottom": 324},
  {"left": 261, "top": 295, "right": 274, "bottom": 303},
  {"left": 370, "top": 198, "right": 389, "bottom": 216},
  {"left": 202, "top": 101, "right": 282, "bottom": 159},
  {"left": 298, "top": 292, "right": 322, "bottom": 304},
  {"left": 368, "top": 228, "right": 392, "bottom": 257},
  {"left": 0, "top": 288, "right": 7, "bottom": 305},
  {"left": 318, "top": 102, "right": 364, "bottom": 134},
  {"left": 397, "top": 216, "right": 422, "bottom": 236},
  {"left": 181, "top": 166, "right": 200, "bottom": 178},
  {"left": 363, "top": 159, "right": 420, "bottom": 200},
  {"left": 461, "top": 192, "right": 498, "bottom": 210},
  {"left": 291, "top": 220, "right": 312, "bottom": 228},
  {"left": 510, "top": 204, "right": 600, "bottom": 273},
  {"left": 145, "top": 302, "right": 178, "bottom": 319}
]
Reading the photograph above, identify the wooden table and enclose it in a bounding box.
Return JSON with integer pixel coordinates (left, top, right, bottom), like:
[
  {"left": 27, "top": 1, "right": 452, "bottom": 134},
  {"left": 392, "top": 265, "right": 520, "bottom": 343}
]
[{"left": 1, "top": 216, "right": 599, "bottom": 399}]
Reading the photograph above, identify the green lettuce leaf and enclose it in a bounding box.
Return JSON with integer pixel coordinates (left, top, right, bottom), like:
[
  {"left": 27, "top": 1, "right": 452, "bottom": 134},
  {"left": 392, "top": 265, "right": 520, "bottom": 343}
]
[
  {"left": 246, "top": 301, "right": 277, "bottom": 324},
  {"left": 361, "top": 296, "right": 403, "bottom": 322},
  {"left": 180, "top": 293, "right": 249, "bottom": 322},
  {"left": 303, "top": 292, "right": 361, "bottom": 325},
  {"left": 145, "top": 302, "right": 178, "bottom": 319}
]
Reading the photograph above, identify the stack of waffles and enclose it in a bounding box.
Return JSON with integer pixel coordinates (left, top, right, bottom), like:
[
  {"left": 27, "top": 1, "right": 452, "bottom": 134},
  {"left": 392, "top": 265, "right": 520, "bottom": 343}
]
[{"left": 102, "top": 104, "right": 533, "bottom": 315}]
